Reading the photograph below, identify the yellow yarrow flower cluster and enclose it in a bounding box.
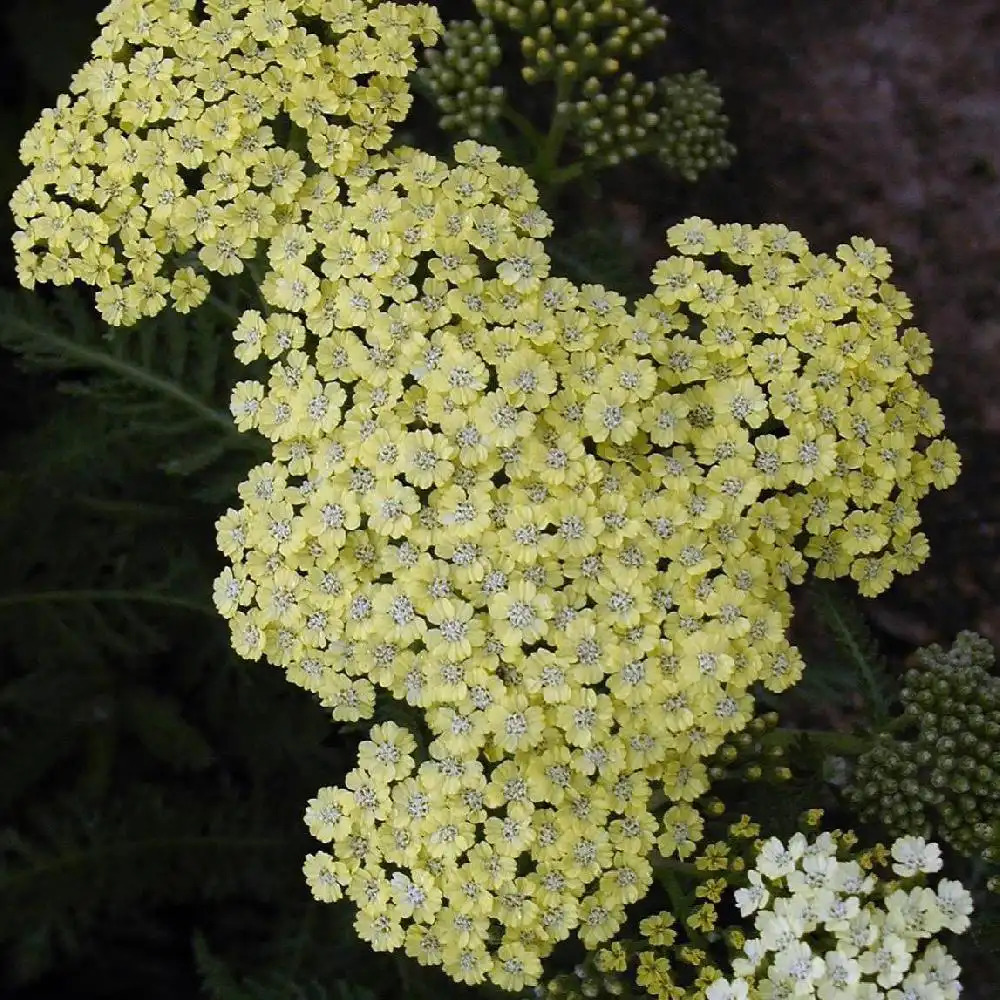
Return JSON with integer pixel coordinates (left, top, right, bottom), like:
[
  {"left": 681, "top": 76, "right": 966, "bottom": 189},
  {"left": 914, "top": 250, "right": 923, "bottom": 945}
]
[
  {"left": 210, "top": 139, "right": 958, "bottom": 986},
  {"left": 7, "top": 0, "right": 961, "bottom": 986},
  {"left": 9, "top": 0, "right": 441, "bottom": 326}
]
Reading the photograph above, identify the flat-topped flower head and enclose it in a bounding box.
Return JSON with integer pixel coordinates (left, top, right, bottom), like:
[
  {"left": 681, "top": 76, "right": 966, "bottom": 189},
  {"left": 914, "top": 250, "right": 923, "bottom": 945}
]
[
  {"left": 209, "top": 137, "right": 957, "bottom": 984},
  {"left": 11, "top": 0, "right": 442, "bottom": 324}
]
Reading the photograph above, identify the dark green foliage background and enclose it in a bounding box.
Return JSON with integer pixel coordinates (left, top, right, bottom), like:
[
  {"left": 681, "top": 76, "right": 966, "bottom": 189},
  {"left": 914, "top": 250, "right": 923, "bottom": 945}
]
[{"left": 0, "top": 3, "right": 997, "bottom": 999}]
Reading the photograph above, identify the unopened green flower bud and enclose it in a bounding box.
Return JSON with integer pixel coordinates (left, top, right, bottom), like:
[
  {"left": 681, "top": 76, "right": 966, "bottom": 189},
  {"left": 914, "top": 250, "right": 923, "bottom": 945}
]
[{"left": 974, "top": 821, "right": 994, "bottom": 841}]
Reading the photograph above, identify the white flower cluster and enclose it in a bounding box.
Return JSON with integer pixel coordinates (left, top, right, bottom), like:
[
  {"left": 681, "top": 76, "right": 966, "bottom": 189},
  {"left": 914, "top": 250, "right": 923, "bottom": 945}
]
[{"left": 710, "top": 834, "right": 972, "bottom": 1000}]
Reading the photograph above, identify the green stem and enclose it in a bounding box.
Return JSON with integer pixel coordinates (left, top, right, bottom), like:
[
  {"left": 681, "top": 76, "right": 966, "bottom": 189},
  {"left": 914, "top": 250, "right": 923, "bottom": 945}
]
[
  {"left": 810, "top": 579, "right": 891, "bottom": 724},
  {"left": 0, "top": 588, "right": 214, "bottom": 618},
  {"left": 207, "top": 294, "right": 244, "bottom": 323},
  {"left": 655, "top": 868, "right": 709, "bottom": 952},
  {"left": 546, "top": 161, "right": 586, "bottom": 187},
  {"left": 500, "top": 104, "right": 545, "bottom": 147},
  {"left": 245, "top": 257, "right": 270, "bottom": 313},
  {"left": 759, "top": 727, "right": 873, "bottom": 757},
  {"left": 8, "top": 313, "right": 239, "bottom": 437},
  {"left": 532, "top": 73, "right": 574, "bottom": 186},
  {"left": 651, "top": 857, "right": 703, "bottom": 878},
  {"left": 882, "top": 712, "right": 913, "bottom": 735}
]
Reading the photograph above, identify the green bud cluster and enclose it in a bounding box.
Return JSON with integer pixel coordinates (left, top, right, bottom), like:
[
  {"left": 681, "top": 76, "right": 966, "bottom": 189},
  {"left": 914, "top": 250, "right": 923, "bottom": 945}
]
[
  {"left": 651, "top": 70, "right": 735, "bottom": 182},
  {"left": 568, "top": 69, "right": 734, "bottom": 179},
  {"left": 542, "top": 957, "right": 627, "bottom": 1000},
  {"left": 420, "top": 0, "right": 732, "bottom": 183},
  {"left": 846, "top": 632, "right": 1000, "bottom": 864},
  {"left": 473, "top": 0, "right": 668, "bottom": 82},
  {"left": 708, "top": 711, "right": 790, "bottom": 785},
  {"left": 416, "top": 18, "right": 504, "bottom": 138}
]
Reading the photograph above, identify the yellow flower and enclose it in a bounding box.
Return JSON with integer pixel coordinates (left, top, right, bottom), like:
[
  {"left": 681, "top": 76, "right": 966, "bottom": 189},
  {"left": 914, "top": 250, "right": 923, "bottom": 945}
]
[
  {"left": 497, "top": 348, "right": 557, "bottom": 410},
  {"left": 303, "top": 851, "right": 349, "bottom": 903},
  {"left": 495, "top": 235, "right": 549, "bottom": 292},
  {"left": 229, "top": 380, "right": 265, "bottom": 432},
  {"left": 402, "top": 428, "right": 455, "bottom": 488},
  {"left": 778, "top": 423, "right": 838, "bottom": 486},
  {"left": 425, "top": 599, "right": 485, "bottom": 660},
  {"left": 363, "top": 480, "right": 421, "bottom": 537},
  {"left": 890, "top": 532, "right": 930, "bottom": 576},
  {"left": 850, "top": 553, "right": 898, "bottom": 598},
  {"left": 636, "top": 951, "right": 675, "bottom": 998},
  {"left": 166, "top": 265, "right": 209, "bottom": 312},
  {"left": 163, "top": 120, "right": 961, "bottom": 985},
  {"left": 595, "top": 941, "right": 629, "bottom": 974},
  {"left": 837, "top": 235, "right": 893, "bottom": 280},
  {"left": 661, "top": 756, "right": 710, "bottom": 802},
  {"left": 651, "top": 254, "right": 706, "bottom": 306},
  {"left": 687, "top": 901, "right": 718, "bottom": 932},
  {"left": 640, "top": 911, "right": 678, "bottom": 947},
  {"left": 492, "top": 942, "right": 543, "bottom": 992},
  {"left": 915, "top": 437, "right": 961, "bottom": 490},
  {"left": 667, "top": 216, "right": 720, "bottom": 256},
  {"left": 583, "top": 388, "right": 641, "bottom": 444}
]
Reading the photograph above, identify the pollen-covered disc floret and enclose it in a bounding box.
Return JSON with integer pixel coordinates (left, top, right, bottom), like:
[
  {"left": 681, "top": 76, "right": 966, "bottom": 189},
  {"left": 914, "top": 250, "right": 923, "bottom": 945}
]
[
  {"left": 211, "top": 144, "right": 958, "bottom": 986},
  {"left": 9, "top": 0, "right": 441, "bottom": 325}
]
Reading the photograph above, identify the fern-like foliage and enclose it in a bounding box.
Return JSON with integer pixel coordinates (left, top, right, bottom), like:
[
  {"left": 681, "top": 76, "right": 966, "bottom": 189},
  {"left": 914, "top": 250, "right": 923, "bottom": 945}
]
[
  {"left": 0, "top": 785, "right": 294, "bottom": 984},
  {"left": 194, "top": 929, "right": 378, "bottom": 1000},
  {"left": 0, "top": 286, "right": 266, "bottom": 503},
  {"left": 799, "top": 579, "right": 895, "bottom": 724}
]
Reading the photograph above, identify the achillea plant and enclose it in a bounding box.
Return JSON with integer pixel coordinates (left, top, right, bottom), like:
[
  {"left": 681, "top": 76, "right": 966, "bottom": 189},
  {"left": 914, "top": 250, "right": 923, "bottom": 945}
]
[{"left": 6, "top": 0, "right": 976, "bottom": 995}]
